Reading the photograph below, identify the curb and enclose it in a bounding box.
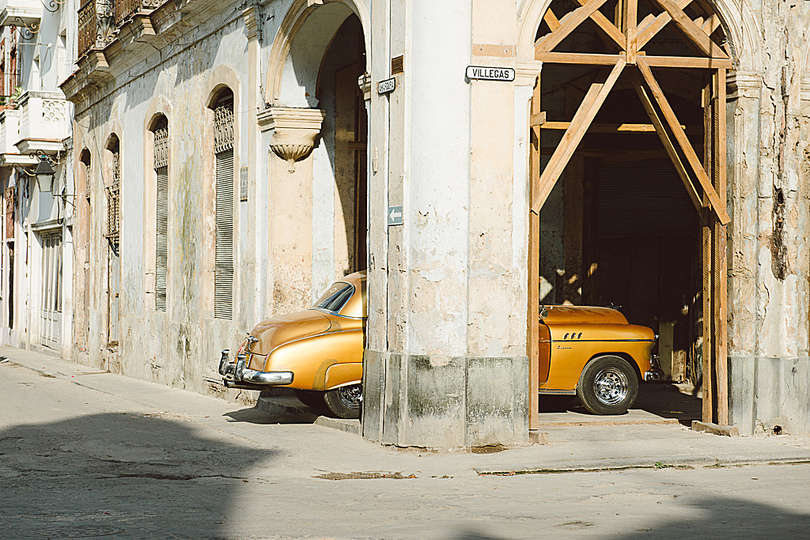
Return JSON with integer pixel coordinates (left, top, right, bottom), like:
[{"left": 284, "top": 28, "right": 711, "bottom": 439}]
[{"left": 256, "top": 395, "right": 361, "bottom": 436}]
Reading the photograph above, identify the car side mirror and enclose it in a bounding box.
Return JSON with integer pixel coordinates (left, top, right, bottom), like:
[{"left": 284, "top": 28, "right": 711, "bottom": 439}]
[{"left": 539, "top": 305, "right": 548, "bottom": 320}]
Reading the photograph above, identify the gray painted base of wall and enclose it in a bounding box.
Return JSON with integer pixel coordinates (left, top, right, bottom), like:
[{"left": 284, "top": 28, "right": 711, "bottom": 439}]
[
  {"left": 362, "top": 350, "right": 529, "bottom": 449},
  {"left": 730, "top": 355, "right": 810, "bottom": 435}
]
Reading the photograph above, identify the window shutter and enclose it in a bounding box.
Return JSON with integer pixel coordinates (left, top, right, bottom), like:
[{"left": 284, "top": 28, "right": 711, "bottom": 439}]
[
  {"left": 154, "top": 119, "right": 169, "bottom": 312},
  {"left": 214, "top": 148, "right": 234, "bottom": 319},
  {"left": 155, "top": 166, "right": 168, "bottom": 312}
]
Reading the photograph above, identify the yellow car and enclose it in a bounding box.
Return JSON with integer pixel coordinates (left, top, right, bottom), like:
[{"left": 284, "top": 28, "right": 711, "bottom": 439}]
[
  {"left": 218, "top": 271, "right": 366, "bottom": 419},
  {"left": 538, "top": 305, "right": 661, "bottom": 415},
  {"left": 219, "top": 271, "right": 661, "bottom": 418}
]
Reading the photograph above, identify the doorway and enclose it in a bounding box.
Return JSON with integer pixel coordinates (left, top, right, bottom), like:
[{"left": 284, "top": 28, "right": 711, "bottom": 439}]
[
  {"left": 528, "top": 0, "right": 731, "bottom": 428},
  {"left": 39, "top": 231, "right": 62, "bottom": 349}
]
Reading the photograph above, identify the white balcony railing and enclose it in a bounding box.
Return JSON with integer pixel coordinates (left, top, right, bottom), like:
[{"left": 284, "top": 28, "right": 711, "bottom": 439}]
[{"left": 15, "top": 90, "right": 71, "bottom": 154}]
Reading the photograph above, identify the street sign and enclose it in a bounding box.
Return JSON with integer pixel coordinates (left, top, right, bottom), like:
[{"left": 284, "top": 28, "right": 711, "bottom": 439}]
[
  {"left": 378, "top": 78, "right": 396, "bottom": 95},
  {"left": 387, "top": 205, "right": 403, "bottom": 226},
  {"left": 465, "top": 65, "right": 515, "bottom": 82}
]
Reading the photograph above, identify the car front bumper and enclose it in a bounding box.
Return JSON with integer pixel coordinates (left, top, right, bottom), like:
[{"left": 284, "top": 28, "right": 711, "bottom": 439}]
[
  {"left": 644, "top": 354, "right": 665, "bottom": 382},
  {"left": 218, "top": 349, "right": 294, "bottom": 387}
]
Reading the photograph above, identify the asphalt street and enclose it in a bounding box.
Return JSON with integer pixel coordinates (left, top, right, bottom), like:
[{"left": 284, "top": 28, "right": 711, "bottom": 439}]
[{"left": 1, "top": 346, "right": 810, "bottom": 539}]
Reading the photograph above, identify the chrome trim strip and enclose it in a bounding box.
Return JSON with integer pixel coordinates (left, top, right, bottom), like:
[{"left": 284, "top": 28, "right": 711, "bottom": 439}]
[
  {"left": 551, "top": 339, "right": 655, "bottom": 343},
  {"left": 241, "top": 369, "right": 294, "bottom": 385}
]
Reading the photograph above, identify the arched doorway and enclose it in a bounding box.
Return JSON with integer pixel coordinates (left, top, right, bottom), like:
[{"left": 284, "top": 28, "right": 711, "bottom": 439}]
[
  {"left": 317, "top": 14, "right": 368, "bottom": 275},
  {"left": 527, "top": 0, "right": 732, "bottom": 428},
  {"left": 266, "top": 1, "right": 369, "bottom": 307}
]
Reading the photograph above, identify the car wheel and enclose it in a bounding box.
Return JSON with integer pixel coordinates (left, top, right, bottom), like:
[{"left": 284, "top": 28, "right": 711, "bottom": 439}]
[
  {"left": 294, "top": 390, "right": 325, "bottom": 410},
  {"left": 576, "top": 355, "right": 638, "bottom": 415},
  {"left": 323, "top": 384, "right": 362, "bottom": 419}
]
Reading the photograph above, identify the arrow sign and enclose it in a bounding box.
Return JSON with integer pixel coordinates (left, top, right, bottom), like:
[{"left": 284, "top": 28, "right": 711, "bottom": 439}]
[{"left": 387, "top": 205, "right": 403, "bottom": 226}]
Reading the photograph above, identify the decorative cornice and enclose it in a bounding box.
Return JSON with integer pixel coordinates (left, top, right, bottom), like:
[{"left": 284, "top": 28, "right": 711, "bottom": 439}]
[
  {"left": 357, "top": 73, "right": 371, "bottom": 102},
  {"left": 258, "top": 107, "right": 325, "bottom": 172},
  {"left": 515, "top": 60, "right": 542, "bottom": 86},
  {"left": 802, "top": 76, "right": 810, "bottom": 103},
  {"left": 243, "top": 4, "right": 262, "bottom": 43},
  {"left": 727, "top": 71, "right": 762, "bottom": 100}
]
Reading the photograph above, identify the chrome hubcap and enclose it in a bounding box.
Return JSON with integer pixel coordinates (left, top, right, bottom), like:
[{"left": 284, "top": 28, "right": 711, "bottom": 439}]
[
  {"left": 337, "top": 384, "right": 362, "bottom": 409},
  {"left": 593, "top": 367, "right": 629, "bottom": 405}
]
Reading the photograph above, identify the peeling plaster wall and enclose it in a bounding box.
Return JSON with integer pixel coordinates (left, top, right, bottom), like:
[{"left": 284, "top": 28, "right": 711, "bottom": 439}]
[
  {"left": 74, "top": 3, "right": 274, "bottom": 402},
  {"left": 728, "top": 1, "right": 810, "bottom": 435},
  {"left": 362, "top": 0, "right": 529, "bottom": 449}
]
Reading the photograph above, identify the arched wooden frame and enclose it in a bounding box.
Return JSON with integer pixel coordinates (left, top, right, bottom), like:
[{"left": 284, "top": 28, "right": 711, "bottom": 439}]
[{"left": 528, "top": 0, "right": 731, "bottom": 429}]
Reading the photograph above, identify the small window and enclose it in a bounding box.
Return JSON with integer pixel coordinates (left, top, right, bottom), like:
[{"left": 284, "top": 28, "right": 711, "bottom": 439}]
[
  {"left": 152, "top": 116, "right": 169, "bottom": 312},
  {"left": 212, "top": 90, "right": 234, "bottom": 319},
  {"left": 313, "top": 282, "right": 355, "bottom": 314}
]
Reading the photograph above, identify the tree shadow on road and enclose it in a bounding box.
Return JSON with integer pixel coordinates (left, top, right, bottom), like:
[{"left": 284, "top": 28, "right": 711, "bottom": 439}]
[{"left": 0, "top": 413, "right": 271, "bottom": 539}]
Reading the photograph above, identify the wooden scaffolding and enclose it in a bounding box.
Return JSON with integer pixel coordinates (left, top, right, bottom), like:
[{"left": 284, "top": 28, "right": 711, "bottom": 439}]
[{"left": 528, "top": 0, "right": 731, "bottom": 430}]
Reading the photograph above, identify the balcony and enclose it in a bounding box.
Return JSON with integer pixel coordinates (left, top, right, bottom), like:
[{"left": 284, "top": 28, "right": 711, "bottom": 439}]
[
  {"left": 0, "top": 0, "right": 42, "bottom": 28},
  {"left": 13, "top": 91, "right": 71, "bottom": 154},
  {"left": 0, "top": 108, "right": 36, "bottom": 166},
  {"left": 78, "top": 0, "right": 164, "bottom": 59}
]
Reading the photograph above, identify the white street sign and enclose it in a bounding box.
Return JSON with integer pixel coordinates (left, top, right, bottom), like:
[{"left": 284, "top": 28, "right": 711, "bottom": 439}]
[
  {"left": 465, "top": 65, "right": 515, "bottom": 82},
  {"left": 388, "top": 205, "right": 403, "bottom": 226},
  {"left": 378, "top": 78, "right": 397, "bottom": 94}
]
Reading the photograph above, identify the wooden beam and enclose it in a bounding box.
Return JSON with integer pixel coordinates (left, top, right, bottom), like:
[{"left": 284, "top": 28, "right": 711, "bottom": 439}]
[
  {"left": 631, "top": 73, "right": 703, "bottom": 213},
  {"left": 643, "top": 55, "right": 733, "bottom": 69},
  {"left": 531, "top": 59, "right": 626, "bottom": 214},
  {"left": 624, "top": 0, "right": 638, "bottom": 63},
  {"left": 531, "top": 111, "right": 547, "bottom": 127},
  {"left": 535, "top": 0, "right": 610, "bottom": 53},
  {"left": 636, "top": 0, "right": 693, "bottom": 50},
  {"left": 528, "top": 80, "right": 542, "bottom": 432},
  {"left": 571, "top": 0, "right": 626, "bottom": 50},
  {"left": 702, "top": 212, "right": 713, "bottom": 423},
  {"left": 637, "top": 58, "right": 730, "bottom": 224},
  {"left": 714, "top": 67, "right": 729, "bottom": 426},
  {"left": 539, "top": 120, "right": 692, "bottom": 133},
  {"left": 652, "top": 0, "right": 729, "bottom": 59},
  {"left": 543, "top": 8, "right": 561, "bottom": 31},
  {"left": 702, "top": 14, "right": 721, "bottom": 36},
  {"left": 535, "top": 52, "right": 625, "bottom": 65}
]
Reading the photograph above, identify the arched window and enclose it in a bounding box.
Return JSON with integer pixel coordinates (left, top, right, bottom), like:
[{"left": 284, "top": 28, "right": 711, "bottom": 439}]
[
  {"left": 105, "top": 134, "right": 121, "bottom": 250},
  {"left": 211, "top": 89, "right": 234, "bottom": 320},
  {"left": 151, "top": 116, "right": 169, "bottom": 312}
]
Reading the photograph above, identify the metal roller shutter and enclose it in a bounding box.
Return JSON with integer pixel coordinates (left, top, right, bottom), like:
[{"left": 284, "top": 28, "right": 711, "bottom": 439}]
[{"left": 214, "top": 149, "right": 234, "bottom": 319}]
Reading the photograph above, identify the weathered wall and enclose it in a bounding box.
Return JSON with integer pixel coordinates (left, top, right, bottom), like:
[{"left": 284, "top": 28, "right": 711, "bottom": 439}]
[
  {"left": 362, "top": 0, "right": 529, "bottom": 449},
  {"left": 727, "top": 1, "right": 810, "bottom": 435}
]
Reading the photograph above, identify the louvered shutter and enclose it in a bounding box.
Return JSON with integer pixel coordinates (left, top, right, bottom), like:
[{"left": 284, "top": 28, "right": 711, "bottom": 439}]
[
  {"left": 214, "top": 149, "right": 234, "bottom": 319},
  {"left": 155, "top": 166, "right": 168, "bottom": 311}
]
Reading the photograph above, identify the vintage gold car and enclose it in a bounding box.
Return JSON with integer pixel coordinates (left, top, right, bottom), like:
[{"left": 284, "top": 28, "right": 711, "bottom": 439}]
[
  {"left": 218, "top": 272, "right": 661, "bottom": 419},
  {"left": 218, "top": 271, "right": 366, "bottom": 419},
  {"left": 538, "top": 305, "right": 661, "bottom": 414}
]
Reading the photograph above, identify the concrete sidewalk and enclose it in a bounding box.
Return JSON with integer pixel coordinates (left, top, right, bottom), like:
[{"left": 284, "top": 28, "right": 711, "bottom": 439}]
[{"left": 3, "top": 344, "right": 809, "bottom": 478}]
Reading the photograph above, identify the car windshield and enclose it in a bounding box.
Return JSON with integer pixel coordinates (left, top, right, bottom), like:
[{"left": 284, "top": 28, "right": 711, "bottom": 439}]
[{"left": 313, "top": 282, "right": 355, "bottom": 314}]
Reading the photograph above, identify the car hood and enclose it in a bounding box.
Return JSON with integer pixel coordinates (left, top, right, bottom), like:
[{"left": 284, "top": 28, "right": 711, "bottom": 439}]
[{"left": 248, "top": 310, "right": 332, "bottom": 355}]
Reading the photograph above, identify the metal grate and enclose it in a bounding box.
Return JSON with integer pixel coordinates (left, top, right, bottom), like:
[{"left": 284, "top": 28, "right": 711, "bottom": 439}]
[
  {"left": 154, "top": 117, "right": 169, "bottom": 311},
  {"left": 153, "top": 121, "right": 168, "bottom": 168},
  {"left": 213, "top": 99, "right": 234, "bottom": 153},
  {"left": 4, "top": 186, "right": 14, "bottom": 240},
  {"left": 214, "top": 149, "right": 234, "bottom": 319},
  {"left": 105, "top": 149, "right": 120, "bottom": 246}
]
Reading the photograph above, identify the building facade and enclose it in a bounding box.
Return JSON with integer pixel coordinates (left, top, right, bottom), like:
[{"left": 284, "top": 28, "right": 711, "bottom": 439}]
[
  {"left": 0, "top": 0, "right": 75, "bottom": 357},
  {"left": 57, "top": 0, "right": 810, "bottom": 447}
]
